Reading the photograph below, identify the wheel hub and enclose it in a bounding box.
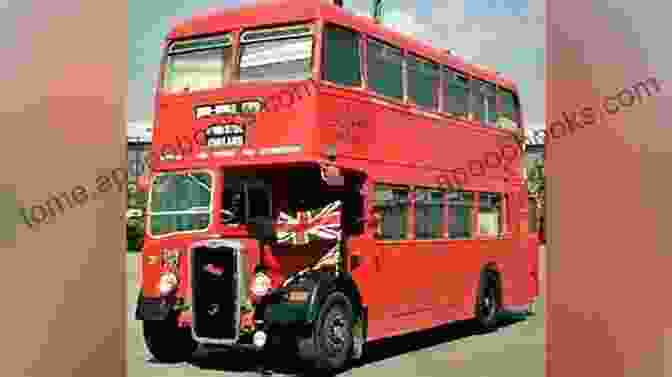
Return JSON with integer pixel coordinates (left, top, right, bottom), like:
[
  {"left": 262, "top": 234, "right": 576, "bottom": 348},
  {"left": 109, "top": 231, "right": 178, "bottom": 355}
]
[
  {"left": 324, "top": 312, "right": 347, "bottom": 352},
  {"left": 481, "top": 283, "right": 497, "bottom": 318}
]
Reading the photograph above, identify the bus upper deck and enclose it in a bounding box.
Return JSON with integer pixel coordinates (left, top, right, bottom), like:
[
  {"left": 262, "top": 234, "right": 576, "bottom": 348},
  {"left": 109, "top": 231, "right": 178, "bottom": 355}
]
[{"left": 151, "top": 0, "right": 525, "bottom": 188}]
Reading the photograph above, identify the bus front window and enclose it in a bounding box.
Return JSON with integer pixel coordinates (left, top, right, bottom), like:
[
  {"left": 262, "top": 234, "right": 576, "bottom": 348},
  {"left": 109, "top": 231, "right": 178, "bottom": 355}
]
[
  {"left": 149, "top": 171, "right": 213, "bottom": 236},
  {"left": 163, "top": 34, "right": 234, "bottom": 93},
  {"left": 161, "top": 25, "right": 313, "bottom": 93},
  {"left": 239, "top": 25, "right": 314, "bottom": 83}
]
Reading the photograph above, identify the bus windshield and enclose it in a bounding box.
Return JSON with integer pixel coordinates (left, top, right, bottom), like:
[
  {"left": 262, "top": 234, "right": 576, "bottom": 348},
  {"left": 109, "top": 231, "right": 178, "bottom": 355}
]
[
  {"left": 149, "top": 171, "right": 213, "bottom": 236},
  {"left": 162, "top": 25, "right": 313, "bottom": 93}
]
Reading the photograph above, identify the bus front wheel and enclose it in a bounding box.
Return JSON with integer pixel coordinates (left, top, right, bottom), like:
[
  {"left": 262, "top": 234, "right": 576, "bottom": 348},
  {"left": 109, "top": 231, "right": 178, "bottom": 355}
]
[
  {"left": 143, "top": 313, "right": 197, "bottom": 363},
  {"left": 311, "top": 292, "right": 354, "bottom": 372}
]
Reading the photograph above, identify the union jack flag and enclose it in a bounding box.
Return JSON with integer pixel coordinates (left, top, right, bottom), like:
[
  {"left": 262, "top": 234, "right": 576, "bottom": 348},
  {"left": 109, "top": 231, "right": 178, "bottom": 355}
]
[
  {"left": 276, "top": 200, "right": 342, "bottom": 245},
  {"left": 285, "top": 243, "right": 342, "bottom": 282},
  {"left": 312, "top": 243, "right": 341, "bottom": 270}
]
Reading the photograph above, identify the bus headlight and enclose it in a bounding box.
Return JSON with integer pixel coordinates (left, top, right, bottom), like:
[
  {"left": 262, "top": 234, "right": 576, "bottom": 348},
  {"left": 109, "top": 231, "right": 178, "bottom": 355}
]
[
  {"left": 159, "top": 272, "right": 178, "bottom": 296},
  {"left": 252, "top": 272, "right": 272, "bottom": 297},
  {"left": 253, "top": 331, "right": 267, "bottom": 348}
]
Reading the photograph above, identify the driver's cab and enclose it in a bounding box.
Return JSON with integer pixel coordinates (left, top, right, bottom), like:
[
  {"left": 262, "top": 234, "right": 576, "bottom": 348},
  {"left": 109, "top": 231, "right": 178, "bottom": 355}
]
[
  {"left": 220, "top": 176, "right": 272, "bottom": 227},
  {"left": 217, "top": 165, "right": 366, "bottom": 280}
]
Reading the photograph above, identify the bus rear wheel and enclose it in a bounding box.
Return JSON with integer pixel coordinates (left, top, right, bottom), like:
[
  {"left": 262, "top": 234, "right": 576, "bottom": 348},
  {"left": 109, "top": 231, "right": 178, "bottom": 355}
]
[
  {"left": 143, "top": 313, "right": 197, "bottom": 363},
  {"left": 475, "top": 271, "right": 500, "bottom": 330},
  {"left": 312, "top": 292, "right": 354, "bottom": 372}
]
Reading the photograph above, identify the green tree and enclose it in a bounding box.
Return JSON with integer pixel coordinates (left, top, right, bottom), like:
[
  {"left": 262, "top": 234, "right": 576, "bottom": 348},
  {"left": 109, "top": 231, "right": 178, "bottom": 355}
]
[
  {"left": 127, "top": 182, "right": 147, "bottom": 251},
  {"left": 527, "top": 159, "right": 545, "bottom": 208},
  {"left": 127, "top": 182, "right": 148, "bottom": 210}
]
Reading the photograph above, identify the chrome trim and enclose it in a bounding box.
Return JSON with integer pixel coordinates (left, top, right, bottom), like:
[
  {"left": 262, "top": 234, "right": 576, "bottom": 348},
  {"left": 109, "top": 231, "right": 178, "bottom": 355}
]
[{"left": 190, "top": 240, "right": 244, "bottom": 345}]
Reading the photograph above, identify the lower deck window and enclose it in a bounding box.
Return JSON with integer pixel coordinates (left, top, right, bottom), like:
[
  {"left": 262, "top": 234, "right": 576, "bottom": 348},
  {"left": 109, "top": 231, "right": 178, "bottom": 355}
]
[
  {"left": 415, "top": 189, "right": 444, "bottom": 239},
  {"left": 447, "top": 191, "right": 473, "bottom": 239},
  {"left": 478, "top": 192, "right": 502, "bottom": 236},
  {"left": 374, "top": 185, "right": 409, "bottom": 240}
]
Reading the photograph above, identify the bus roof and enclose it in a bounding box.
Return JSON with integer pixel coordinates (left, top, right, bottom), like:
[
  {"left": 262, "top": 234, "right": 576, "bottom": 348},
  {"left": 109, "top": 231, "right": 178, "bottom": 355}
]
[{"left": 167, "top": 0, "right": 518, "bottom": 91}]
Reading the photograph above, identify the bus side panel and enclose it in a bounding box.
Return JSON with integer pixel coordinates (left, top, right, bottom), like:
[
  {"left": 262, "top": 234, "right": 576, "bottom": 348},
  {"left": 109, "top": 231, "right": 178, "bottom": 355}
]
[
  {"left": 477, "top": 239, "right": 518, "bottom": 308},
  {"left": 490, "top": 191, "right": 535, "bottom": 309},
  {"left": 136, "top": 252, "right": 143, "bottom": 289},
  {"left": 528, "top": 232, "right": 540, "bottom": 299},
  {"left": 349, "top": 238, "right": 389, "bottom": 340},
  {"left": 458, "top": 241, "right": 487, "bottom": 320},
  {"left": 519, "top": 194, "right": 540, "bottom": 305}
]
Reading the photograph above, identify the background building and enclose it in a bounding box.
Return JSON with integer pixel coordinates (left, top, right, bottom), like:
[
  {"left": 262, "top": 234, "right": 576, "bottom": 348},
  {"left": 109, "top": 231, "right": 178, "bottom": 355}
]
[
  {"left": 524, "top": 127, "right": 545, "bottom": 170},
  {"left": 524, "top": 127, "right": 545, "bottom": 240},
  {"left": 127, "top": 121, "right": 152, "bottom": 182}
]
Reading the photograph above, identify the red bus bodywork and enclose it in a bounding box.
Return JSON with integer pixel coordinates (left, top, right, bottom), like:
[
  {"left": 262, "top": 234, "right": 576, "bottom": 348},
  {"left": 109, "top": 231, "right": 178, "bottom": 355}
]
[{"left": 137, "top": 0, "right": 539, "bottom": 359}]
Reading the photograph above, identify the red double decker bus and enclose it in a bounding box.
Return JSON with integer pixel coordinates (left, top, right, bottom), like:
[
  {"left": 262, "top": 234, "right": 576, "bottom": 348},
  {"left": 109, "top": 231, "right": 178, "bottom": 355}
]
[{"left": 135, "top": 0, "right": 539, "bottom": 371}]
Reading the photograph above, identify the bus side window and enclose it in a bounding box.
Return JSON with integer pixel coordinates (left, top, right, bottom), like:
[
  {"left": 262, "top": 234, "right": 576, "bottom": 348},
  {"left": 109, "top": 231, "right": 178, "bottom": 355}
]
[
  {"left": 446, "top": 191, "right": 473, "bottom": 239},
  {"left": 497, "top": 88, "right": 520, "bottom": 130},
  {"left": 478, "top": 192, "right": 503, "bottom": 236},
  {"left": 442, "top": 68, "right": 469, "bottom": 119},
  {"left": 470, "top": 79, "right": 485, "bottom": 123},
  {"left": 406, "top": 54, "right": 440, "bottom": 110},
  {"left": 366, "top": 38, "right": 403, "bottom": 101},
  {"left": 374, "top": 184, "right": 409, "bottom": 240},
  {"left": 470, "top": 80, "right": 496, "bottom": 125},
  {"left": 323, "top": 24, "right": 361, "bottom": 87},
  {"left": 414, "top": 188, "right": 444, "bottom": 239},
  {"left": 483, "top": 81, "right": 498, "bottom": 126}
]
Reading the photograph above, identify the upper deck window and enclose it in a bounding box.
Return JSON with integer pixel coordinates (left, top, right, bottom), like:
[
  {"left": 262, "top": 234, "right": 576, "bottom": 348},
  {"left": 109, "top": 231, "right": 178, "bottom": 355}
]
[
  {"left": 442, "top": 68, "right": 469, "bottom": 118},
  {"left": 498, "top": 88, "right": 521, "bottom": 130},
  {"left": 366, "top": 39, "right": 403, "bottom": 100},
  {"left": 485, "top": 82, "right": 498, "bottom": 124},
  {"left": 239, "top": 24, "right": 314, "bottom": 83},
  {"left": 163, "top": 34, "right": 234, "bottom": 94},
  {"left": 322, "top": 25, "right": 361, "bottom": 87},
  {"left": 406, "top": 55, "right": 439, "bottom": 110},
  {"left": 472, "top": 80, "right": 497, "bottom": 125}
]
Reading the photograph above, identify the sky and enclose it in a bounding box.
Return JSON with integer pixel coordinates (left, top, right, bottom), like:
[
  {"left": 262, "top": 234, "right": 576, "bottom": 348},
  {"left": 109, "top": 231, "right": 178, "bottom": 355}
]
[{"left": 128, "top": 0, "right": 544, "bottom": 132}]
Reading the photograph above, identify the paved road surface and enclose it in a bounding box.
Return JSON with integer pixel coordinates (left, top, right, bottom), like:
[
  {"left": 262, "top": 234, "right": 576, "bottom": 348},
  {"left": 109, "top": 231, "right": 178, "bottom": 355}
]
[{"left": 127, "top": 247, "right": 545, "bottom": 376}]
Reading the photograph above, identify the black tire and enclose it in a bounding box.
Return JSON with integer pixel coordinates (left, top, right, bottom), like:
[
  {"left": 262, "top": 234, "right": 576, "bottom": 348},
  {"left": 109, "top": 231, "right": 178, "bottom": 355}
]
[
  {"left": 143, "top": 312, "right": 197, "bottom": 363},
  {"left": 312, "top": 292, "right": 354, "bottom": 372},
  {"left": 475, "top": 270, "right": 500, "bottom": 330}
]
